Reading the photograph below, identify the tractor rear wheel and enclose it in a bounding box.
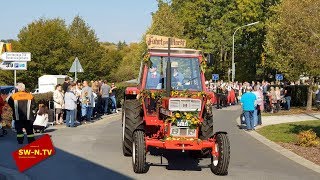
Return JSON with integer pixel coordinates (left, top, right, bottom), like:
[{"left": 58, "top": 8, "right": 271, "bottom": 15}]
[
  {"left": 210, "top": 133, "right": 230, "bottom": 175},
  {"left": 132, "top": 130, "right": 147, "bottom": 173},
  {"left": 122, "top": 99, "right": 142, "bottom": 156}
]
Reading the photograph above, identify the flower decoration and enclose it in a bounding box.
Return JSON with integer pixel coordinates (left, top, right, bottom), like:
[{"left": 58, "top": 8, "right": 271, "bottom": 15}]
[
  {"left": 200, "top": 60, "right": 207, "bottom": 73},
  {"left": 139, "top": 90, "right": 165, "bottom": 101},
  {"left": 165, "top": 111, "right": 201, "bottom": 129},
  {"left": 171, "top": 90, "right": 208, "bottom": 99},
  {"left": 1, "top": 103, "right": 13, "bottom": 128},
  {"left": 143, "top": 54, "right": 151, "bottom": 64},
  {"left": 200, "top": 55, "right": 207, "bottom": 73}
]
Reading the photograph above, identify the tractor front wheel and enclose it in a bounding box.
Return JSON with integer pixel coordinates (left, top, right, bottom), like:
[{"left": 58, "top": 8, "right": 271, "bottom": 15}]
[
  {"left": 210, "top": 133, "right": 230, "bottom": 175},
  {"left": 122, "top": 99, "right": 142, "bottom": 156},
  {"left": 132, "top": 130, "right": 147, "bottom": 173}
]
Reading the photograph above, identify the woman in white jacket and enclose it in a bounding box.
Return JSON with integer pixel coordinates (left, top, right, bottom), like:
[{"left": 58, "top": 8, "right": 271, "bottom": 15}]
[
  {"left": 33, "top": 104, "right": 49, "bottom": 133},
  {"left": 64, "top": 84, "right": 77, "bottom": 127}
]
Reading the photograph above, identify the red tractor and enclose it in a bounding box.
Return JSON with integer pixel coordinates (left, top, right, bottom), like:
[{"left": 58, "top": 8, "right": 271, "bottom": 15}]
[{"left": 122, "top": 48, "right": 230, "bottom": 175}]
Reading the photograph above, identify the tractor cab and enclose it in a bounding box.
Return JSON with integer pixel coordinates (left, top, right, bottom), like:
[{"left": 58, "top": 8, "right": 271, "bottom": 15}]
[{"left": 145, "top": 48, "right": 204, "bottom": 91}]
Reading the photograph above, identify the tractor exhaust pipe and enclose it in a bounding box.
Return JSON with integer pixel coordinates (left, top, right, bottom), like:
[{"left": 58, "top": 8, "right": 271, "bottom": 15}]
[{"left": 166, "top": 37, "right": 172, "bottom": 97}]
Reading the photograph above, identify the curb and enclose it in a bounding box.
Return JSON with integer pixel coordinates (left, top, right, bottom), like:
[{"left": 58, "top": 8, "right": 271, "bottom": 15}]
[
  {"left": 0, "top": 113, "right": 122, "bottom": 180},
  {"left": 237, "top": 117, "right": 320, "bottom": 174}
]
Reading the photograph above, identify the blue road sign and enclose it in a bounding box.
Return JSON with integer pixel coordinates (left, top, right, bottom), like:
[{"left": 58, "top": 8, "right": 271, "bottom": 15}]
[
  {"left": 212, "top": 74, "right": 219, "bottom": 81},
  {"left": 276, "top": 74, "right": 283, "bottom": 81}
]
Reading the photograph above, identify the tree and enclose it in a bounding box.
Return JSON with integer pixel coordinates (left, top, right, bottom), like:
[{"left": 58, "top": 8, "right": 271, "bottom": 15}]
[
  {"left": 171, "top": 0, "right": 266, "bottom": 81},
  {"left": 146, "top": 0, "right": 184, "bottom": 38},
  {"left": 16, "top": 18, "right": 70, "bottom": 89},
  {"left": 264, "top": 0, "right": 320, "bottom": 110},
  {"left": 110, "top": 43, "right": 144, "bottom": 82},
  {"left": 68, "top": 15, "right": 103, "bottom": 81}
]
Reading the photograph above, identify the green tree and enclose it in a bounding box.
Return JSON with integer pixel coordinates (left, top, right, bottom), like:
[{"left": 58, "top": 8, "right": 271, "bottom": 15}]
[
  {"left": 68, "top": 15, "right": 103, "bottom": 81},
  {"left": 170, "top": 0, "right": 268, "bottom": 81},
  {"left": 16, "top": 18, "right": 70, "bottom": 89},
  {"left": 146, "top": 0, "right": 184, "bottom": 38},
  {"left": 110, "top": 43, "right": 144, "bottom": 82},
  {"left": 264, "top": 0, "right": 320, "bottom": 110},
  {"left": 99, "top": 42, "right": 123, "bottom": 81}
]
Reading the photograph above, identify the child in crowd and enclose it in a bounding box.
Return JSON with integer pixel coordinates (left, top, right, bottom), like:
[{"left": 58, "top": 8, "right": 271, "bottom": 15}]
[{"left": 33, "top": 104, "right": 49, "bottom": 133}]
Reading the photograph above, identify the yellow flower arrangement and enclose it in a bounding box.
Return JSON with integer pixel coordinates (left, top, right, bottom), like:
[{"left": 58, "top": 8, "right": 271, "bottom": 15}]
[
  {"left": 143, "top": 54, "right": 150, "bottom": 64},
  {"left": 170, "top": 90, "right": 208, "bottom": 99},
  {"left": 200, "top": 55, "right": 207, "bottom": 73},
  {"left": 166, "top": 111, "right": 201, "bottom": 129}
]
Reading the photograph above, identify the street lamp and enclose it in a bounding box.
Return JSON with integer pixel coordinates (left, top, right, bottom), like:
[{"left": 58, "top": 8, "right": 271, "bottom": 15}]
[{"left": 232, "top": 21, "right": 260, "bottom": 82}]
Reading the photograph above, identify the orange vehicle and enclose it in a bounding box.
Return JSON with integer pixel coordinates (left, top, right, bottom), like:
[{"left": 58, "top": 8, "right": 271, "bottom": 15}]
[{"left": 122, "top": 47, "right": 230, "bottom": 175}]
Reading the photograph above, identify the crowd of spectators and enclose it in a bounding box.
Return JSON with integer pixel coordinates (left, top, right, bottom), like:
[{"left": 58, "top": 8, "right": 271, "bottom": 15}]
[
  {"left": 206, "top": 80, "right": 320, "bottom": 130},
  {"left": 0, "top": 77, "right": 119, "bottom": 138},
  {"left": 52, "top": 77, "right": 119, "bottom": 127}
]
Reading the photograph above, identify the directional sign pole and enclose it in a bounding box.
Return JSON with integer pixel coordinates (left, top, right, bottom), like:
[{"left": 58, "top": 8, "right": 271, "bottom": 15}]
[
  {"left": 14, "top": 70, "right": 16, "bottom": 87},
  {"left": 75, "top": 59, "right": 77, "bottom": 81}
]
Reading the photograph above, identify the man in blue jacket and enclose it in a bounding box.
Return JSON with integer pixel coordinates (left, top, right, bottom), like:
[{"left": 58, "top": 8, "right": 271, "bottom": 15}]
[{"left": 240, "top": 86, "right": 257, "bottom": 131}]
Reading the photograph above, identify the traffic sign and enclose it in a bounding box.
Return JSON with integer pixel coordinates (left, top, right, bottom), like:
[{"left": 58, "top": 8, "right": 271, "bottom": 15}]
[
  {"left": 276, "top": 74, "right": 283, "bottom": 81},
  {"left": 212, "top": 74, "right": 219, "bottom": 81},
  {"left": 0, "top": 52, "right": 31, "bottom": 61},
  {"left": 69, "top": 57, "right": 83, "bottom": 72},
  {"left": 0, "top": 61, "right": 27, "bottom": 70}
]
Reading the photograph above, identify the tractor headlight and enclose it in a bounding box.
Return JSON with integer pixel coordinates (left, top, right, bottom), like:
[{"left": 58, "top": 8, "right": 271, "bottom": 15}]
[
  {"left": 187, "top": 129, "right": 196, "bottom": 136},
  {"left": 171, "top": 128, "right": 180, "bottom": 135}
]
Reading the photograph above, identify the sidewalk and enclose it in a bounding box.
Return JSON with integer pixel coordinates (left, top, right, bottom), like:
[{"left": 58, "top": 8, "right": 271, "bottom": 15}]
[
  {"left": 259, "top": 113, "right": 320, "bottom": 128},
  {"left": 0, "top": 112, "right": 121, "bottom": 180},
  {"left": 241, "top": 112, "right": 320, "bottom": 174}
]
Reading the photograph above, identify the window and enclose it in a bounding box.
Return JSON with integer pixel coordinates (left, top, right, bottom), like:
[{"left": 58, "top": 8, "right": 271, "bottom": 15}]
[{"left": 145, "top": 56, "right": 202, "bottom": 91}]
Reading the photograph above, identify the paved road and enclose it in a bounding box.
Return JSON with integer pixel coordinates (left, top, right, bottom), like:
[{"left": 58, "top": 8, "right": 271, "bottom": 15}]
[{"left": 0, "top": 107, "right": 319, "bottom": 180}]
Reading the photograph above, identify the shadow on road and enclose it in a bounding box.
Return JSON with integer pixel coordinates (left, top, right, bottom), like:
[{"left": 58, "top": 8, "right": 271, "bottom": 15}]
[
  {"left": 148, "top": 148, "right": 208, "bottom": 171},
  {"left": 0, "top": 130, "right": 131, "bottom": 180},
  {"left": 303, "top": 112, "right": 320, "bottom": 120}
]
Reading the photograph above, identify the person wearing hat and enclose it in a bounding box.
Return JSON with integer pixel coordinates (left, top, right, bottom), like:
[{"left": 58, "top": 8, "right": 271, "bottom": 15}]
[
  {"left": 146, "top": 63, "right": 161, "bottom": 89},
  {"left": 8, "top": 83, "right": 35, "bottom": 144},
  {"left": 171, "top": 61, "right": 184, "bottom": 87},
  {"left": 240, "top": 86, "right": 257, "bottom": 131}
]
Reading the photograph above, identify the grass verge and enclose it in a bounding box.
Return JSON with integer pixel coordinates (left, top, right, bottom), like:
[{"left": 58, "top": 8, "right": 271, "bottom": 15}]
[{"left": 257, "top": 120, "right": 320, "bottom": 143}]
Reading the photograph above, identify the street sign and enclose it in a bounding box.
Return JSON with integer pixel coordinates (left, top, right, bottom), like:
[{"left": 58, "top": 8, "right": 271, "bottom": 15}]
[
  {"left": 0, "top": 52, "right": 31, "bottom": 61},
  {"left": 69, "top": 57, "right": 84, "bottom": 72},
  {"left": 212, "top": 74, "right": 219, "bottom": 81},
  {"left": 276, "top": 74, "right": 283, "bottom": 81},
  {"left": 0, "top": 61, "right": 27, "bottom": 70}
]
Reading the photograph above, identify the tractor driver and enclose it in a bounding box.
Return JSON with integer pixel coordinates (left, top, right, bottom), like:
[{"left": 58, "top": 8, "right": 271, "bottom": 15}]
[
  {"left": 146, "top": 63, "right": 161, "bottom": 89},
  {"left": 171, "top": 61, "right": 184, "bottom": 88}
]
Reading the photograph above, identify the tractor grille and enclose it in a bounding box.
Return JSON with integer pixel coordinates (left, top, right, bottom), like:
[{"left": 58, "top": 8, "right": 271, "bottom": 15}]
[{"left": 169, "top": 98, "right": 201, "bottom": 111}]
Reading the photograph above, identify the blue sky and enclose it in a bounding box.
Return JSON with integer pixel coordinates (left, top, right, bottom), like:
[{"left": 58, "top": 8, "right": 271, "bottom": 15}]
[{"left": 0, "top": 0, "right": 158, "bottom": 43}]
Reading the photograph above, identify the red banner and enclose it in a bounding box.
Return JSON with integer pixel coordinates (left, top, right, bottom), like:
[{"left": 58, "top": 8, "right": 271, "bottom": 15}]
[{"left": 12, "top": 134, "right": 55, "bottom": 172}]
